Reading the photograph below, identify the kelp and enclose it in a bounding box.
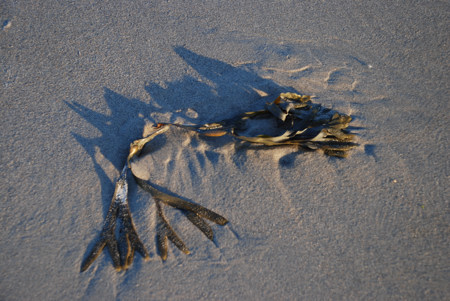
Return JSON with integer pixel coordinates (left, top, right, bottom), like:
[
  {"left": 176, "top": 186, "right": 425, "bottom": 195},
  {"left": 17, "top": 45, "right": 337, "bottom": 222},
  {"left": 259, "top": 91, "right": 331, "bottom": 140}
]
[
  {"left": 81, "top": 92, "right": 357, "bottom": 272},
  {"left": 231, "top": 92, "right": 357, "bottom": 157}
]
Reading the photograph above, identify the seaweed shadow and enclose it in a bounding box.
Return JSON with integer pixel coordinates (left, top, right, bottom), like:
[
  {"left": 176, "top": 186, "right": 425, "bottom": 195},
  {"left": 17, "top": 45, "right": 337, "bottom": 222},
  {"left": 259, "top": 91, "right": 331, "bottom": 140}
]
[
  {"left": 67, "top": 45, "right": 295, "bottom": 223},
  {"left": 65, "top": 89, "right": 153, "bottom": 213},
  {"left": 145, "top": 46, "right": 295, "bottom": 123}
]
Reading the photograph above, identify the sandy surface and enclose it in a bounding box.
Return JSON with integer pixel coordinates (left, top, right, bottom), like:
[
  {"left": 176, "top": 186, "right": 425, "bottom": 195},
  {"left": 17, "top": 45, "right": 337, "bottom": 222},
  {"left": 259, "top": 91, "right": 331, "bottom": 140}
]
[{"left": 1, "top": 1, "right": 449, "bottom": 300}]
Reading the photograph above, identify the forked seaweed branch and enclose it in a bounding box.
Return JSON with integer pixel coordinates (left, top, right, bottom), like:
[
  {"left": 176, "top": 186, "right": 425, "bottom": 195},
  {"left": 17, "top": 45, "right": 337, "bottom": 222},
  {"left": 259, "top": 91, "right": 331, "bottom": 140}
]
[{"left": 81, "top": 92, "right": 358, "bottom": 272}]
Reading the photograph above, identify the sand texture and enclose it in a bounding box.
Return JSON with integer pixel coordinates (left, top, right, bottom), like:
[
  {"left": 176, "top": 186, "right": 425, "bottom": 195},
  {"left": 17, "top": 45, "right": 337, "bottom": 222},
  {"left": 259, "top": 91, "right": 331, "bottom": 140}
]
[{"left": 1, "top": 1, "right": 449, "bottom": 300}]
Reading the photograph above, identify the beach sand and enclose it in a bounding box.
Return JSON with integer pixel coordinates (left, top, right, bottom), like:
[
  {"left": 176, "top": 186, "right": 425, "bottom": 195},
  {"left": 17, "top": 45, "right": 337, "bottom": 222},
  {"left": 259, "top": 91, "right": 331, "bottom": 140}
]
[{"left": 1, "top": 1, "right": 448, "bottom": 300}]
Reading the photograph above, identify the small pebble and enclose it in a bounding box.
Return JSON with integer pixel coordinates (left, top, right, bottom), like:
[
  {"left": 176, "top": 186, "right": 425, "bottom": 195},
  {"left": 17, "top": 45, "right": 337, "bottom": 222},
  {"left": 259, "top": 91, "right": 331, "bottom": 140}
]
[{"left": 3, "top": 20, "right": 12, "bottom": 30}]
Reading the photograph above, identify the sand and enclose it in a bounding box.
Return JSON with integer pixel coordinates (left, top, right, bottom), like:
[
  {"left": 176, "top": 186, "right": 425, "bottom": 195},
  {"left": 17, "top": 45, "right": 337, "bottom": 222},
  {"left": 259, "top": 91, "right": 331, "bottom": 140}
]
[{"left": 1, "top": 1, "right": 449, "bottom": 300}]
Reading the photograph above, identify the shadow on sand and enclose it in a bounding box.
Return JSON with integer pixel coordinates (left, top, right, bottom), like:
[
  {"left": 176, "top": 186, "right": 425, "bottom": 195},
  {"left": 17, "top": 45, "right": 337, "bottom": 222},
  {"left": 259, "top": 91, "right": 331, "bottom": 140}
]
[
  {"left": 67, "top": 46, "right": 295, "bottom": 216},
  {"left": 67, "top": 47, "right": 296, "bottom": 276}
]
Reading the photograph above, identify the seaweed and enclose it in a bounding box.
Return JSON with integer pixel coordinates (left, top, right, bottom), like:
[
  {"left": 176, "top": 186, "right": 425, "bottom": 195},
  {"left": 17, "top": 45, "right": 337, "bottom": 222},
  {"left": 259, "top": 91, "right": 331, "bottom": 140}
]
[{"left": 81, "top": 92, "right": 358, "bottom": 272}]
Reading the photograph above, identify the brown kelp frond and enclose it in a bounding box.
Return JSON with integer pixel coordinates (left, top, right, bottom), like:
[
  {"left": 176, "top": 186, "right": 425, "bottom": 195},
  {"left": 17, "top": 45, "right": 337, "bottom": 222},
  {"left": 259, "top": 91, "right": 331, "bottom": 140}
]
[
  {"left": 81, "top": 166, "right": 149, "bottom": 272},
  {"left": 135, "top": 177, "right": 227, "bottom": 260},
  {"left": 81, "top": 92, "right": 358, "bottom": 272},
  {"left": 135, "top": 178, "right": 228, "bottom": 226},
  {"left": 231, "top": 92, "right": 358, "bottom": 157},
  {"left": 155, "top": 200, "right": 190, "bottom": 260}
]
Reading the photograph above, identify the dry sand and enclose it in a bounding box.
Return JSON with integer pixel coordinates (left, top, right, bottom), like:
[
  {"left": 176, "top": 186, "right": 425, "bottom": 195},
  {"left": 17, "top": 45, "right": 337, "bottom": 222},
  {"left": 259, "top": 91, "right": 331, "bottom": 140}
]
[{"left": 1, "top": 1, "right": 449, "bottom": 300}]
